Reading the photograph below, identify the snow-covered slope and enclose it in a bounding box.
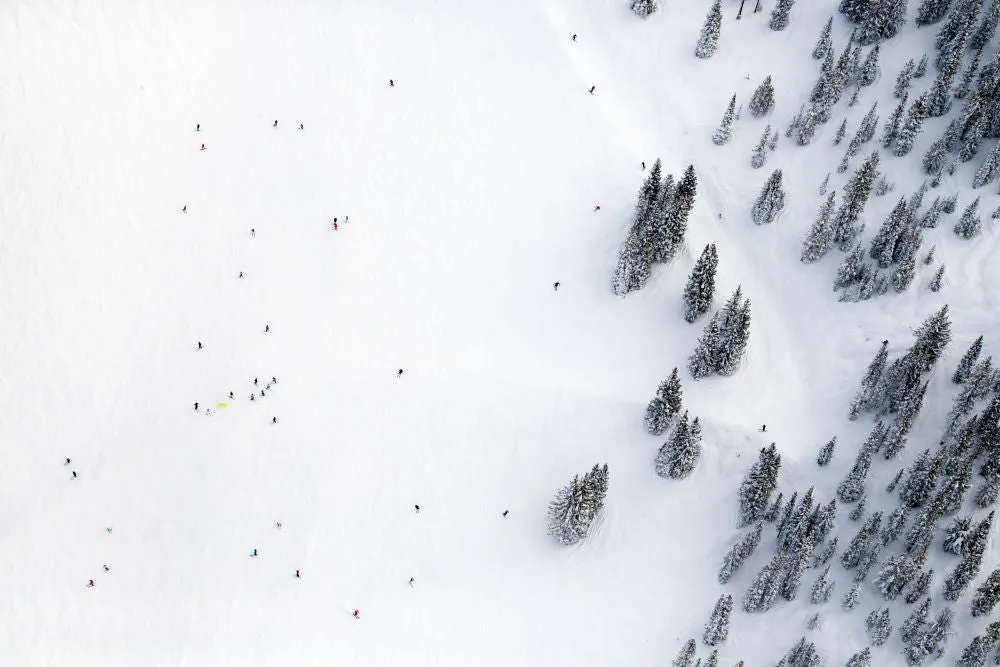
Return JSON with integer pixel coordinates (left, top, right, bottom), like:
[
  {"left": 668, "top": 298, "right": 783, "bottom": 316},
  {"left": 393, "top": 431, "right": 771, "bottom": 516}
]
[{"left": 1, "top": 1, "right": 998, "bottom": 665}]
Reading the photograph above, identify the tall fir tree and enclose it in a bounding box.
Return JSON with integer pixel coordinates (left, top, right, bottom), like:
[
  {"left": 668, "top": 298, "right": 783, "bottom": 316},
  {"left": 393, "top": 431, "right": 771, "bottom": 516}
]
[
  {"left": 971, "top": 568, "right": 1000, "bottom": 617},
  {"left": 738, "top": 443, "right": 782, "bottom": 526},
  {"left": 813, "top": 17, "right": 834, "bottom": 59},
  {"left": 630, "top": 0, "right": 660, "bottom": 18},
  {"left": 703, "top": 594, "right": 733, "bottom": 645},
  {"left": 954, "top": 335, "right": 984, "bottom": 383},
  {"left": 751, "top": 124, "right": 770, "bottom": 168},
  {"left": 655, "top": 411, "right": 703, "bottom": 479},
  {"left": 954, "top": 196, "right": 983, "bottom": 238},
  {"left": 719, "top": 521, "right": 763, "bottom": 583},
  {"left": 644, "top": 368, "right": 683, "bottom": 435},
  {"left": 811, "top": 565, "right": 835, "bottom": 604},
  {"left": 801, "top": 192, "right": 837, "bottom": 264},
  {"left": 972, "top": 140, "right": 1000, "bottom": 188},
  {"left": 866, "top": 607, "right": 892, "bottom": 646},
  {"left": 895, "top": 59, "right": 916, "bottom": 98},
  {"left": 713, "top": 95, "right": 737, "bottom": 146},
  {"left": 769, "top": 0, "right": 796, "bottom": 30},
  {"left": 883, "top": 94, "right": 908, "bottom": 148},
  {"left": 715, "top": 288, "right": 751, "bottom": 376},
  {"left": 893, "top": 94, "right": 928, "bottom": 156},
  {"left": 695, "top": 0, "right": 722, "bottom": 59},
  {"left": 849, "top": 339, "right": 889, "bottom": 419},
  {"left": 817, "top": 437, "right": 836, "bottom": 466},
  {"left": 900, "top": 597, "right": 931, "bottom": 645},
  {"left": 833, "top": 151, "right": 880, "bottom": 250},
  {"left": 875, "top": 553, "right": 919, "bottom": 599},
  {"left": 846, "top": 647, "right": 872, "bottom": 667},
  {"left": 683, "top": 244, "right": 719, "bottom": 323},
  {"left": 916, "top": 0, "right": 953, "bottom": 25},
  {"left": 749, "top": 76, "right": 776, "bottom": 117},
  {"left": 672, "top": 638, "right": 697, "bottom": 667},
  {"left": 858, "top": 45, "right": 881, "bottom": 87},
  {"left": 751, "top": 169, "right": 786, "bottom": 224},
  {"left": 654, "top": 165, "right": 697, "bottom": 263},
  {"left": 743, "top": 548, "right": 787, "bottom": 613}
]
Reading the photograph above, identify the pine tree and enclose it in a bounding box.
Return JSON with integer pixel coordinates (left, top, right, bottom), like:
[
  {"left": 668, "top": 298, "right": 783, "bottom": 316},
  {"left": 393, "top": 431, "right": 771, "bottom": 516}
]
[
  {"left": 858, "top": 45, "right": 881, "bottom": 87},
  {"left": 875, "top": 553, "right": 918, "bottom": 600},
  {"left": 928, "top": 265, "right": 945, "bottom": 292},
  {"left": 695, "top": 0, "right": 722, "bottom": 59},
  {"left": 842, "top": 512, "right": 883, "bottom": 569},
  {"left": 715, "top": 288, "right": 751, "bottom": 376},
  {"left": 673, "top": 638, "right": 697, "bottom": 667},
  {"left": 743, "top": 549, "right": 787, "bottom": 612},
  {"left": 943, "top": 511, "right": 993, "bottom": 600},
  {"left": 954, "top": 50, "right": 981, "bottom": 100},
  {"left": 630, "top": 0, "right": 660, "bottom": 18},
  {"left": 719, "top": 521, "right": 763, "bottom": 583},
  {"left": 654, "top": 165, "right": 697, "bottom": 263},
  {"left": 849, "top": 340, "right": 889, "bottom": 419},
  {"left": 769, "top": 0, "right": 795, "bottom": 30},
  {"left": 976, "top": 470, "right": 1000, "bottom": 508},
  {"left": 786, "top": 636, "right": 821, "bottom": 667},
  {"left": 943, "top": 516, "right": 973, "bottom": 555},
  {"left": 817, "top": 437, "right": 836, "bottom": 466},
  {"left": 954, "top": 336, "right": 984, "bottom": 383},
  {"left": 956, "top": 635, "right": 992, "bottom": 667},
  {"left": 971, "top": 569, "right": 1000, "bottom": 617},
  {"left": 922, "top": 136, "right": 949, "bottom": 176},
  {"left": 749, "top": 76, "right": 776, "bottom": 117},
  {"left": 901, "top": 449, "right": 943, "bottom": 508},
  {"left": 842, "top": 582, "right": 861, "bottom": 610},
  {"left": 713, "top": 95, "right": 737, "bottom": 146},
  {"left": 915, "top": 53, "right": 929, "bottom": 77},
  {"left": 612, "top": 162, "right": 666, "bottom": 296},
  {"left": 810, "top": 565, "right": 834, "bottom": 603},
  {"left": 813, "top": 17, "right": 834, "bottom": 59},
  {"left": 881, "top": 505, "right": 909, "bottom": 545},
  {"left": 751, "top": 125, "right": 769, "bottom": 168},
  {"left": 954, "top": 196, "right": 983, "bottom": 238},
  {"left": 910, "top": 305, "right": 952, "bottom": 371},
  {"left": 866, "top": 607, "right": 892, "bottom": 646},
  {"left": 683, "top": 245, "right": 719, "bottom": 323},
  {"left": 904, "top": 569, "right": 933, "bottom": 604},
  {"left": 703, "top": 594, "right": 733, "bottom": 645},
  {"left": 837, "top": 444, "right": 874, "bottom": 504},
  {"left": 689, "top": 313, "right": 720, "bottom": 380},
  {"left": 916, "top": 0, "right": 953, "bottom": 25},
  {"left": 846, "top": 647, "right": 872, "bottom": 667},
  {"left": 703, "top": 649, "right": 719, "bottom": 667},
  {"left": 896, "top": 59, "right": 916, "bottom": 98},
  {"left": 800, "top": 192, "right": 837, "bottom": 263},
  {"left": 547, "top": 475, "right": 585, "bottom": 545},
  {"left": 900, "top": 597, "right": 931, "bottom": 645},
  {"left": 971, "top": 0, "right": 1000, "bottom": 50},
  {"left": 833, "top": 152, "right": 880, "bottom": 250},
  {"left": 869, "top": 198, "right": 907, "bottom": 267},
  {"left": 814, "top": 536, "right": 838, "bottom": 568},
  {"left": 764, "top": 492, "right": 784, "bottom": 522},
  {"left": 892, "top": 248, "right": 916, "bottom": 293},
  {"left": 887, "top": 468, "right": 904, "bottom": 493},
  {"left": 894, "top": 94, "right": 928, "bottom": 156},
  {"left": 927, "top": 39, "right": 963, "bottom": 118},
  {"left": 904, "top": 607, "right": 953, "bottom": 664},
  {"left": 781, "top": 534, "right": 815, "bottom": 601},
  {"left": 644, "top": 368, "right": 683, "bottom": 435},
  {"left": 752, "top": 169, "right": 785, "bottom": 225},
  {"left": 973, "top": 141, "right": 1000, "bottom": 188},
  {"left": 738, "top": 443, "right": 781, "bottom": 526},
  {"left": 656, "top": 411, "right": 703, "bottom": 479}
]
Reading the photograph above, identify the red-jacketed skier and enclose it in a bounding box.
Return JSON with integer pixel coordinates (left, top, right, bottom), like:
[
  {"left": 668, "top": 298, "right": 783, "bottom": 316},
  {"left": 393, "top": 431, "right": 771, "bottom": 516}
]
[{"left": 353, "top": 609, "right": 360, "bottom": 619}]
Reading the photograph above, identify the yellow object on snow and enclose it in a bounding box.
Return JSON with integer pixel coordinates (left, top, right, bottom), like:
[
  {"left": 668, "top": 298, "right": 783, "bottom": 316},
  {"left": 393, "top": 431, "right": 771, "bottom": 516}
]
[{"left": 216, "top": 402, "right": 228, "bottom": 408}]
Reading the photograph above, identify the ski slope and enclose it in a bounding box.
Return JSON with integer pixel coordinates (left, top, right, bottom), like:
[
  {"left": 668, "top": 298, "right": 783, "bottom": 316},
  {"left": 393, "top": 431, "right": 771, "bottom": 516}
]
[{"left": 1, "top": 1, "right": 998, "bottom": 665}]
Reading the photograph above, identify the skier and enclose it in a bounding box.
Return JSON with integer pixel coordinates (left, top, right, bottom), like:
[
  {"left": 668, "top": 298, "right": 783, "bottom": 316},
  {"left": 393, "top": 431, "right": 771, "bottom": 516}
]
[
  {"left": 65, "top": 458, "right": 71, "bottom": 465},
  {"left": 87, "top": 579, "right": 95, "bottom": 587},
  {"left": 641, "top": 161, "right": 646, "bottom": 170},
  {"left": 194, "top": 402, "right": 199, "bottom": 411},
  {"left": 196, "top": 123, "right": 200, "bottom": 131},
  {"left": 414, "top": 504, "right": 420, "bottom": 513},
  {"left": 594, "top": 205, "right": 601, "bottom": 212},
  {"left": 206, "top": 408, "right": 211, "bottom": 416},
  {"left": 589, "top": 86, "right": 595, "bottom": 94},
  {"left": 272, "top": 377, "right": 277, "bottom": 384},
  {"left": 197, "top": 342, "right": 203, "bottom": 350},
  {"left": 409, "top": 577, "right": 414, "bottom": 587},
  {"left": 299, "top": 124, "right": 304, "bottom": 130},
  {"left": 272, "top": 416, "right": 277, "bottom": 424},
  {"left": 353, "top": 609, "right": 360, "bottom": 619},
  {"left": 103, "top": 564, "right": 110, "bottom": 572},
  {"left": 200, "top": 144, "right": 206, "bottom": 151},
  {"left": 397, "top": 368, "right": 404, "bottom": 378},
  {"left": 72, "top": 471, "right": 78, "bottom": 479},
  {"left": 389, "top": 79, "right": 394, "bottom": 87},
  {"left": 273, "top": 120, "right": 278, "bottom": 127},
  {"left": 182, "top": 205, "right": 187, "bottom": 213},
  {"left": 261, "top": 389, "right": 266, "bottom": 397},
  {"left": 255, "top": 378, "right": 259, "bottom": 386},
  {"left": 251, "top": 548, "right": 258, "bottom": 557},
  {"left": 250, "top": 394, "right": 255, "bottom": 401},
  {"left": 265, "top": 324, "right": 270, "bottom": 333},
  {"left": 761, "top": 424, "right": 767, "bottom": 432},
  {"left": 572, "top": 34, "right": 577, "bottom": 41},
  {"left": 251, "top": 228, "right": 255, "bottom": 238},
  {"left": 229, "top": 392, "right": 234, "bottom": 399},
  {"left": 275, "top": 522, "right": 282, "bottom": 529},
  {"left": 503, "top": 510, "right": 509, "bottom": 518},
  {"left": 239, "top": 271, "right": 244, "bottom": 279},
  {"left": 333, "top": 222, "right": 338, "bottom": 231},
  {"left": 295, "top": 570, "right": 300, "bottom": 578},
  {"left": 553, "top": 282, "right": 560, "bottom": 291}
]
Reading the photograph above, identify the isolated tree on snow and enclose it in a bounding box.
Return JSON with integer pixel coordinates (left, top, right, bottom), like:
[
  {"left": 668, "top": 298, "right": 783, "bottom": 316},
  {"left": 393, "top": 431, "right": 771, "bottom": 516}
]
[
  {"left": 752, "top": 169, "right": 785, "bottom": 225},
  {"left": 751, "top": 125, "right": 770, "bottom": 168},
  {"left": 817, "top": 437, "right": 836, "bottom": 466},
  {"left": 813, "top": 17, "right": 833, "bottom": 59},
  {"left": 954, "top": 196, "right": 982, "bottom": 238},
  {"left": 673, "top": 638, "right": 696, "bottom": 667},
  {"left": 644, "top": 368, "right": 683, "bottom": 436},
  {"left": 713, "top": 94, "right": 736, "bottom": 146},
  {"left": 769, "top": 0, "right": 795, "bottom": 31},
  {"left": 895, "top": 59, "right": 915, "bottom": 98},
  {"left": 703, "top": 594, "right": 733, "bottom": 645},
  {"left": 749, "top": 76, "right": 776, "bottom": 117},
  {"left": 695, "top": 0, "right": 722, "bottom": 59},
  {"left": 866, "top": 607, "right": 892, "bottom": 646},
  {"left": 630, "top": 0, "right": 660, "bottom": 18},
  {"left": 719, "top": 521, "right": 763, "bottom": 583},
  {"left": 738, "top": 443, "right": 781, "bottom": 526},
  {"left": 547, "top": 475, "right": 586, "bottom": 545},
  {"left": 683, "top": 244, "right": 718, "bottom": 323},
  {"left": 971, "top": 568, "right": 1000, "bottom": 617}
]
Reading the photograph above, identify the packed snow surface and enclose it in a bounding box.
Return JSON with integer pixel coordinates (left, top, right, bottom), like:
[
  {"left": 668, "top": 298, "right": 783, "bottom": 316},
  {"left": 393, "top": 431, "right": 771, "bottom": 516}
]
[{"left": 1, "top": 0, "right": 999, "bottom": 665}]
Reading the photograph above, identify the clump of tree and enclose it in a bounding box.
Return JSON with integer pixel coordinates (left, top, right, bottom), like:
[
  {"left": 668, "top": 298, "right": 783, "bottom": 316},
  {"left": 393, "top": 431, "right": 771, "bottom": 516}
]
[
  {"left": 688, "top": 287, "right": 751, "bottom": 379},
  {"left": 751, "top": 169, "right": 786, "bottom": 225},
  {"left": 737, "top": 443, "right": 781, "bottom": 526},
  {"left": 801, "top": 192, "right": 837, "bottom": 263},
  {"left": 644, "top": 368, "right": 683, "bottom": 436},
  {"left": 713, "top": 95, "right": 736, "bottom": 146},
  {"left": 546, "top": 464, "right": 609, "bottom": 545},
  {"left": 703, "top": 594, "right": 733, "bottom": 646},
  {"left": 749, "top": 76, "right": 775, "bottom": 117},
  {"left": 695, "top": 0, "right": 722, "bottom": 59},
  {"left": 630, "top": 0, "right": 660, "bottom": 19},
  {"left": 682, "top": 244, "right": 719, "bottom": 323},
  {"left": 719, "top": 522, "right": 763, "bottom": 583},
  {"left": 654, "top": 411, "right": 703, "bottom": 479}
]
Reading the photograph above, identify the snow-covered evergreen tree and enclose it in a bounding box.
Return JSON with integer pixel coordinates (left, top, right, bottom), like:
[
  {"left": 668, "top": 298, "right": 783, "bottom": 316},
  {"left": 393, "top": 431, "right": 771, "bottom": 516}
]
[
  {"left": 546, "top": 475, "right": 585, "bottom": 545},
  {"left": 752, "top": 169, "right": 785, "bottom": 225},
  {"left": 894, "top": 94, "right": 928, "bottom": 157},
  {"left": 901, "top": 449, "right": 943, "bottom": 509},
  {"left": 738, "top": 443, "right": 781, "bottom": 526},
  {"left": 655, "top": 411, "right": 703, "bottom": 479},
  {"left": 749, "top": 76, "right": 776, "bottom": 117},
  {"left": 764, "top": 492, "right": 784, "bottom": 523},
  {"left": 703, "top": 594, "right": 733, "bottom": 646},
  {"left": 846, "top": 647, "right": 871, "bottom": 667},
  {"left": 683, "top": 245, "right": 719, "bottom": 323},
  {"left": 644, "top": 368, "right": 683, "bottom": 435},
  {"left": 673, "top": 638, "right": 696, "bottom": 667},
  {"left": 904, "top": 607, "right": 953, "bottom": 664},
  {"left": 943, "top": 516, "right": 973, "bottom": 555},
  {"left": 858, "top": 45, "right": 880, "bottom": 87},
  {"left": 786, "top": 636, "right": 821, "bottom": 667},
  {"left": 695, "top": 0, "right": 722, "bottom": 59},
  {"left": 971, "top": 568, "right": 1000, "bottom": 617},
  {"left": 833, "top": 152, "right": 880, "bottom": 250},
  {"left": 875, "top": 553, "right": 918, "bottom": 600},
  {"left": 653, "top": 165, "right": 697, "bottom": 263},
  {"left": 750, "top": 125, "right": 769, "bottom": 168},
  {"left": 943, "top": 511, "right": 993, "bottom": 600},
  {"left": 955, "top": 634, "right": 992, "bottom": 667},
  {"left": 881, "top": 505, "right": 909, "bottom": 546},
  {"left": 837, "top": 444, "right": 873, "bottom": 503},
  {"left": 922, "top": 136, "right": 949, "bottom": 176},
  {"left": 719, "top": 521, "right": 763, "bottom": 583},
  {"left": 954, "top": 196, "right": 983, "bottom": 238},
  {"left": 817, "top": 437, "right": 836, "bottom": 466},
  {"left": 713, "top": 94, "right": 736, "bottom": 146},
  {"left": 814, "top": 536, "right": 838, "bottom": 568},
  {"left": 715, "top": 288, "right": 750, "bottom": 376},
  {"left": 849, "top": 340, "right": 889, "bottom": 419},
  {"left": 688, "top": 313, "right": 719, "bottom": 379},
  {"left": 927, "top": 39, "right": 963, "bottom": 118},
  {"left": 972, "top": 141, "right": 1000, "bottom": 187},
  {"left": 895, "top": 59, "right": 916, "bottom": 98},
  {"left": 630, "top": 0, "right": 660, "bottom": 18},
  {"left": 743, "top": 549, "right": 787, "bottom": 613},
  {"left": 813, "top": 17, "right": 834, "bottom": 59},
  {"left": 915, "top": 53, "right": 929, "bottom": 77},
  {"left": 842, "top": 512, "right": 882, "bottom": 569},
  {"left": 954, "top": 335, "right": 984, "bottom": 383},
  {"left": 971, "top": 0, "right": 1000, "bottom": 50},
  {"left": 810, "top": 565, "right": 834, "bottom": 604},
  {"left": 954, "top": 50, "right": 981, "bottom": 100},
  {"left": 800, "top": 192, "right": 837, "bottom": 263},
  {"left": 916, "top": 0, "right": 952, "bottom": 25},
  {"left": 769, "top": 0, "right": 795, "bottom": 30},
  {"left": 904, "top": 569, "right": 933, "bottom": 604},
  {"left": 842, "top": 582, "right": 861, "bottom": 610},
  {"left": 928, "top": 262, "right": 945, "bottom": 292},
  {"left": 900, "top": 597, "right": 931, "bottom": 645},
  {"left": 865, "top": 607, "right": 892, "bottom": 646}
]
